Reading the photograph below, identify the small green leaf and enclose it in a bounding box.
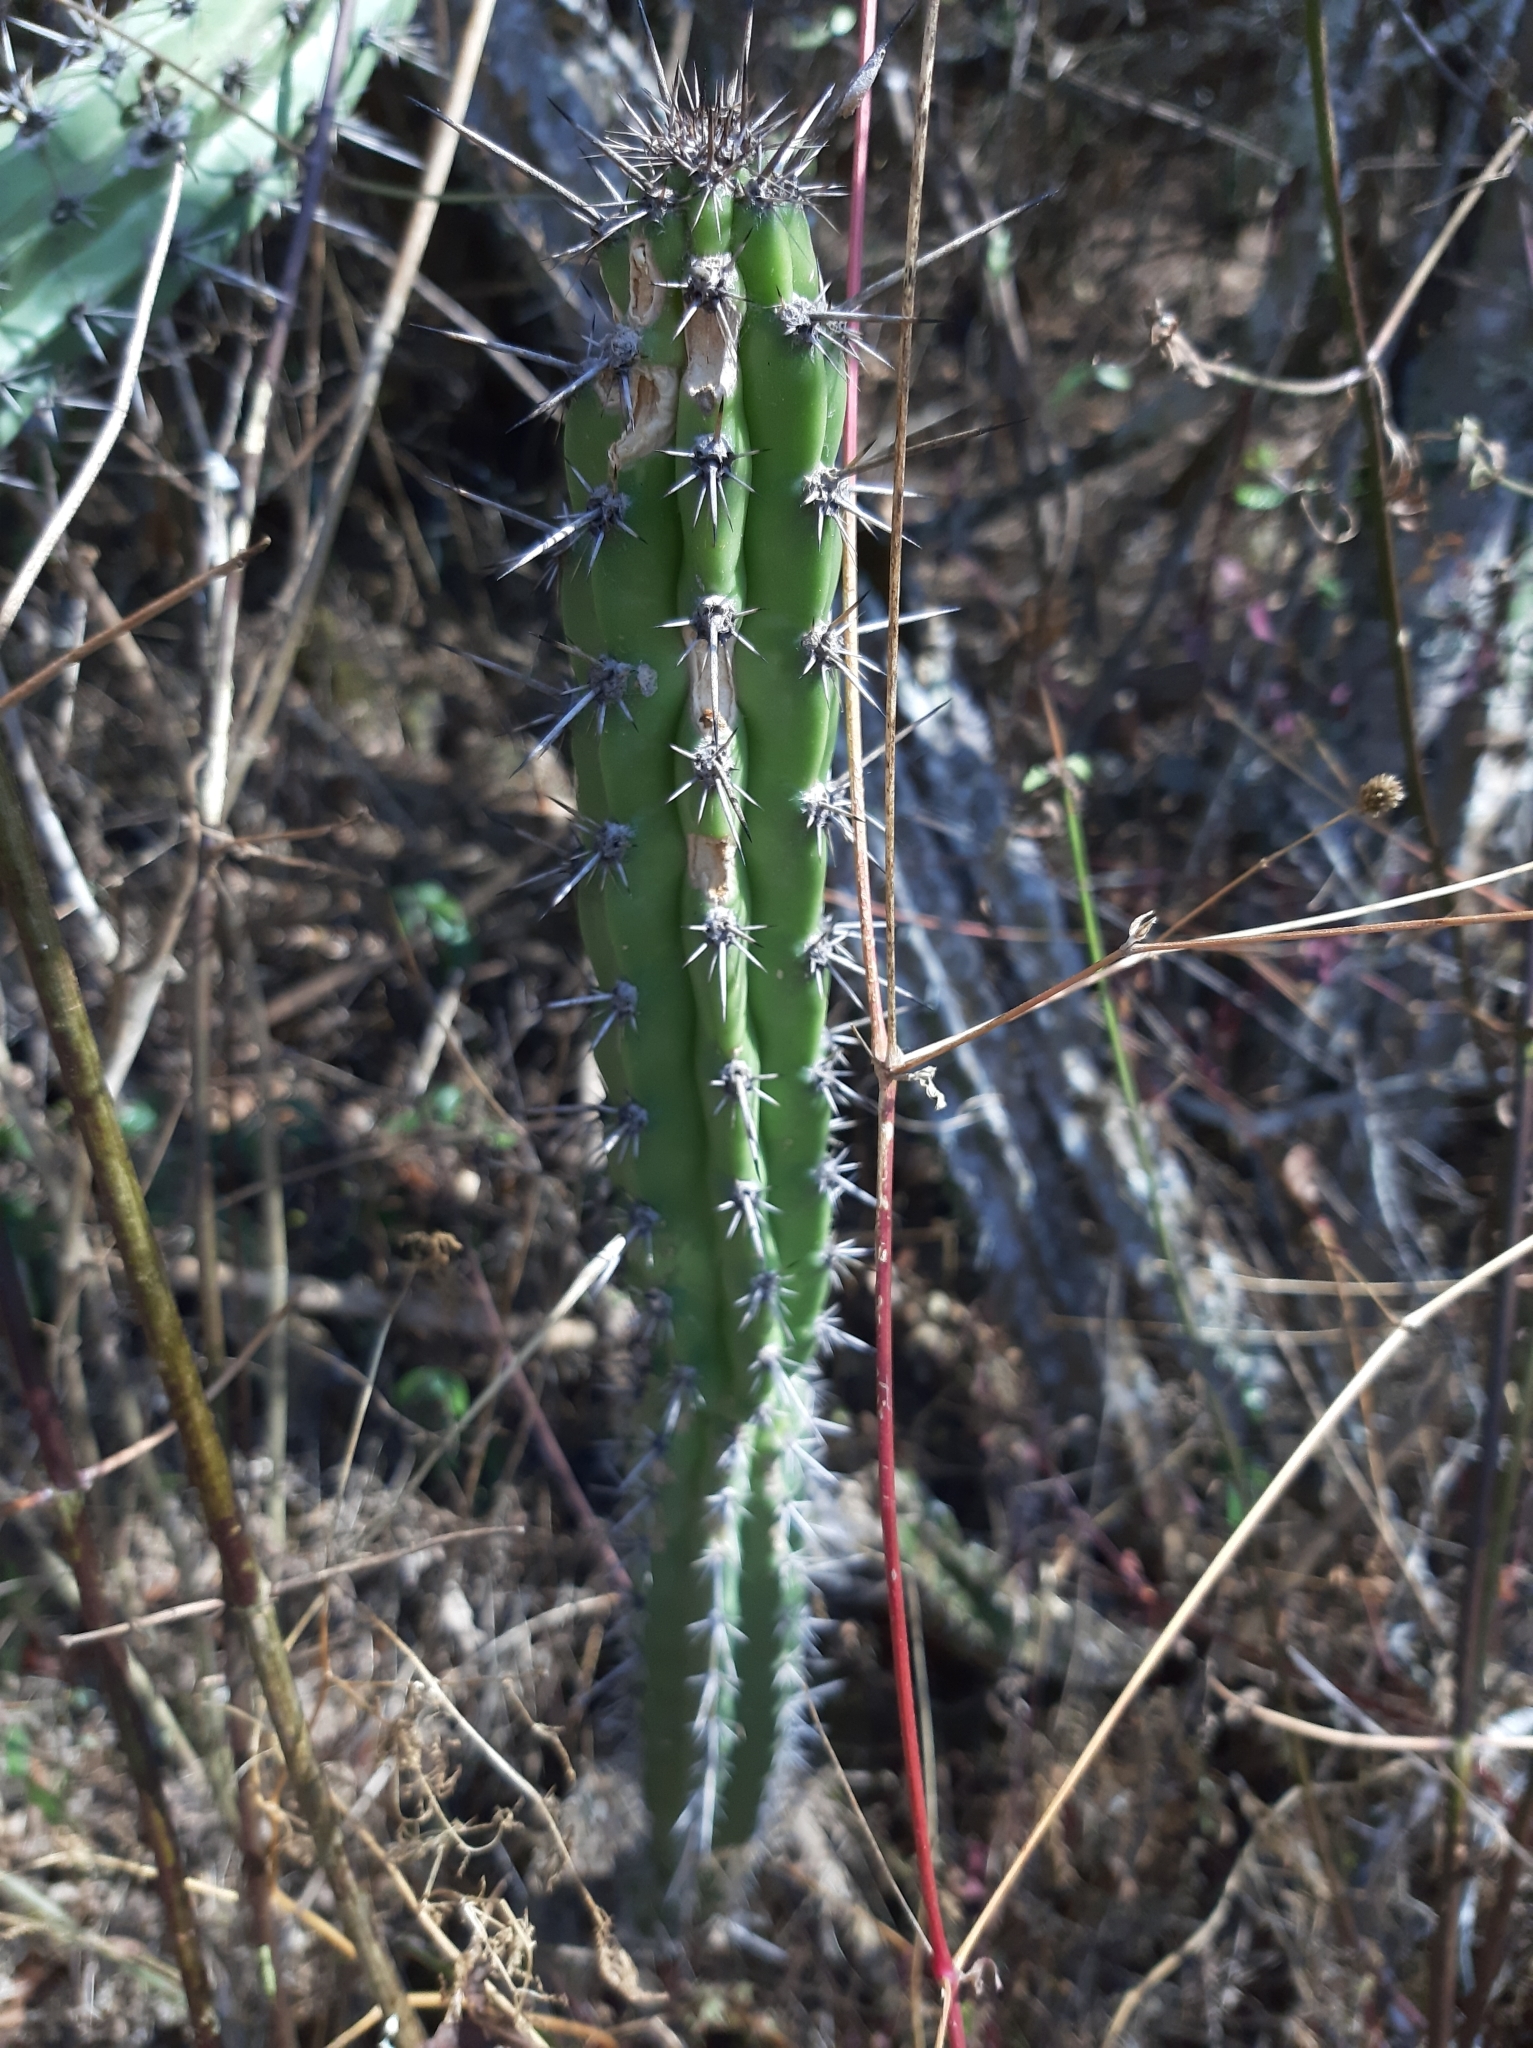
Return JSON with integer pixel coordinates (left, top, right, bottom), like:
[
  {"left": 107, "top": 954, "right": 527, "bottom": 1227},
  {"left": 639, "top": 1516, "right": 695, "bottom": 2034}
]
[
  {"left": 1049, "top": 362, "right": 1096, "bottom": 407},
  {"left": 1245, "top": 441, "right": 1283, "bottom": 471},
  {"left": 1065, "top": 752, "right": 1093, "bottom": 782},
  {"left": 1234, "top": 479, "right": 1290, "bottom": 511},
  {"left": 5, "top": 1728, "right": 64, "bottom": 1821},
  {"left": 424, "top": 1082, "right": 464, "bottom": 1127},
  {"left": 117, "top": 1097, "right": 158, "bottom": 1142},
  {"left": 394, "top": 1366, "right": 471, "bottom": 1434},
  {"left": 788, "top": 6, "right": 855, "bottom": 47},
  {"left": 1226, "top": 1464, "right": 1270, "bottom": 1527},
  {"left": 1093, "top": 361, "right": 1133, "bottom": 392},
  {"left": 393, "top": 880, "right": 475, "bottom": 970},
  {"left": 985, "top": 225, "right": 1015, "bottom": 279},
  {"left": 1022, "top": 762, "right": 1055, "bottom": 793}
]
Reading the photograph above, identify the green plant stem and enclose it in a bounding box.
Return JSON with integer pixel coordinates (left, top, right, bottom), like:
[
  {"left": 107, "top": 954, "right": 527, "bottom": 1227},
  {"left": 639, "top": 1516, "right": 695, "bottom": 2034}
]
[
  {"left": 1305, "top": 0, "right": 1530, "bottom": 2006},
  {"left": 228, "top": 0, "right": 502, "bottom": 817},
  {"left": 190, "top": 869, "right": 227, "bottom": 1381},
  {"left": 0, "top": 1226, "right": 222, "bottom": 2047},
  {"left": 1301, "top": 0, "right": 1441, "bottom": 879},
  {"left": 1439, "top": 930, "right": 1533, "bottom": 2045},
  {"left": 0, "top": 739, "right": 426, "bottom": 2048},
  {"left": 1458, "top": 922, "right": 1533, "bottom": 1714},
  {"left": 1459, "top": 1426, "right": 1533, "bottom": 2045},
  {"left": 1041, "top": 692, "right": 1249, "bottom": 1486}
]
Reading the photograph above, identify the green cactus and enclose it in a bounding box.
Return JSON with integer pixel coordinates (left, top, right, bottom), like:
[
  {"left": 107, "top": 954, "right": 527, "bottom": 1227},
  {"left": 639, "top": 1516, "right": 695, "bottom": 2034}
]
[
  {"left": 0, "top": 0, "right": 415, "bottom": 448},
  {"left": 511, "top": 71, "right": 870, "bottom": 1877}
]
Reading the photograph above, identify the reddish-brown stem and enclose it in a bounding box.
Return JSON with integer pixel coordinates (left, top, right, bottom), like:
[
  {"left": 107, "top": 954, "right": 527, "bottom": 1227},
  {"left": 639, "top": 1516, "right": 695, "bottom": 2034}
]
[
  {"left": 842, "top": 0, "right": 884, "bottom": 1065},
  {"left": 848, "top": 6, "right": 963, "bottom": 2035},
  {"left": 845, "top": 3, "right": 877, "bottom": 429},
  {"left": 0, "top": 739, "right": 426, "bottom": 2047},
  {"left": 461, "top": 1258, "right": 631, "bottom": 1591},
  {"left": 227, "top": 1638, "right": 297, "bottom": 2048},
  {"left": 0, "top": 1228, "right": 223, "bottom": 2046},
  {"left": 875, "top": 1076, "right": 965, "bottom": 2039}
]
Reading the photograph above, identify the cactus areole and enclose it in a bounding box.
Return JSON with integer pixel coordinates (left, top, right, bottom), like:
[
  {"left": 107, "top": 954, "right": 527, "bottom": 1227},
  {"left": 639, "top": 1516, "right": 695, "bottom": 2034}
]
[{"left": 539, "top": 76, "right": 860, "bottom": 1874}]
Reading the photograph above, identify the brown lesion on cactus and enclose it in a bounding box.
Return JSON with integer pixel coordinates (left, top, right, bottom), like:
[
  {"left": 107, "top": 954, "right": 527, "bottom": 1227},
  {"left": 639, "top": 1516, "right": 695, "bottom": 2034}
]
[
  {"left": 684, "top": 625, "right": 738, "bottom": 727},
  {"left": 680, "top": 255, "right": 742, "bottom": 416},
  {"left": 687, "top": 831, "right": 737, "bottom": 898},
  {"left": 607, "top": 362, "right": 679, "bottom": 472},
  {"left": 628, "top": 237, "right": 667, "bottom": 328}
]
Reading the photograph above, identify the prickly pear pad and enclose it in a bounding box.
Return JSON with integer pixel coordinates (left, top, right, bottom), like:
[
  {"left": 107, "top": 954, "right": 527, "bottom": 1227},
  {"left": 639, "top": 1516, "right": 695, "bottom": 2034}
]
[{"left": 0, "top": 0, "right": 414, "bottom": 446}]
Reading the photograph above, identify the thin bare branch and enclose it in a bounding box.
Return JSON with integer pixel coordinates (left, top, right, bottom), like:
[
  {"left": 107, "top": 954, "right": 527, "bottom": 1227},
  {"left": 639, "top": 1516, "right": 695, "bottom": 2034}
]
[
  {"left": 943, "top": 1225, "right": 1533, "bottom": 2005},
  {"left": 227, "top": 0, "right": 503, "bottom": 819},
  {"left": 0, "top": 156, "right": 184, "bottom": 652},
  {"left": 0, "top": 543, "right": 268, "bottom": 721}
]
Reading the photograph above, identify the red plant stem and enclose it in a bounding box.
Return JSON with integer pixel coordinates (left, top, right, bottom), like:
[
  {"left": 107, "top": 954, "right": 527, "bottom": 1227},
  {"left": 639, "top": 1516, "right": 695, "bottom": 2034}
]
[
  {"left": 463, "top": 1259, "right": 630, "bottom": 1592},
  {"left": 841, "top": 0, "right": 884, "bottom": 1060},
  {"left": 847, "top": 4, "right": 964, "bottom": 2035},
  {"left": 844, "top": 0, "right": 877, "bottom": 445},
  {"left": 876, "top": 1076, "right": 965, "bottom": 2040}
]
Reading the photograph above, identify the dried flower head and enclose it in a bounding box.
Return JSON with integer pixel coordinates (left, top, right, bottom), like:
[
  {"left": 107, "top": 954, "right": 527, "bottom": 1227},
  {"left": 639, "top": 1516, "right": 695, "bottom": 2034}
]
[
  {"left": 398, "top": 1229, "right": 463, "bottom": 1270},
  {"left": 1357, "top": 772, "right": 1406, "bottom": 819}
]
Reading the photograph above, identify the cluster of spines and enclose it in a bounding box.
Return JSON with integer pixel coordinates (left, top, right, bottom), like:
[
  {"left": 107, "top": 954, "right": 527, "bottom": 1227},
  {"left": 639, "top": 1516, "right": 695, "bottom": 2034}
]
[{"left": 0, "top": 0, "right": 414, "bottom": 447}]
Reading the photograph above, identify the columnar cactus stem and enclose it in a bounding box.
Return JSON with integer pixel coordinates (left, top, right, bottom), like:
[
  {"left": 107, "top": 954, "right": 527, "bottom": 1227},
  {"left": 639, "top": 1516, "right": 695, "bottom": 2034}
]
[
  {"left": 543, "top": 73, "right": 861, "bottom": 1867},
  {"left": 0, "top": 0, "right": 414, "bottom": 447}
]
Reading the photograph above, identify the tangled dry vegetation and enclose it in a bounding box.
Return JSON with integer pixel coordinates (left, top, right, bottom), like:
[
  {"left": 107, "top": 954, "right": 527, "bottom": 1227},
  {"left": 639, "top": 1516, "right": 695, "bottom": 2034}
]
[{"left": 7, "top": 1, "right": 1533, "bottom": 2045}]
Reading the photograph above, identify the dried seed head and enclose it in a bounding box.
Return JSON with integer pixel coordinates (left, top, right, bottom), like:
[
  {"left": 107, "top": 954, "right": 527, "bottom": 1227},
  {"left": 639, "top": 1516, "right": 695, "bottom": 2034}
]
[
  {"left": 399, "top": 1229, "right": 463, "bottom": 1269},
  {"left": 1358, "top": 772, "right": 1406, "bottom": 819}
]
